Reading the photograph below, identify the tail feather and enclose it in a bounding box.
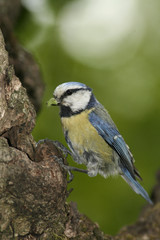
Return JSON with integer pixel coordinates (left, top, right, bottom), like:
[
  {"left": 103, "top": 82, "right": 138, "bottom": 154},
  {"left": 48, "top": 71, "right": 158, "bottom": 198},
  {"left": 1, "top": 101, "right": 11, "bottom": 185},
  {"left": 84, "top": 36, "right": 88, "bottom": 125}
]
[{"left": 121, "top": 167, "right": 153, "bottom": 204}]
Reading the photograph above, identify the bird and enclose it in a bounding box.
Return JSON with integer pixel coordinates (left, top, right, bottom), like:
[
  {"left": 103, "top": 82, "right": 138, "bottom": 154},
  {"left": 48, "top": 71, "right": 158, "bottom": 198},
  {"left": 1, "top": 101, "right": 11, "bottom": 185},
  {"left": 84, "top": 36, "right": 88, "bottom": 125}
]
[{"left": 47, "top": 82, "right": 152, "bottom": 204}]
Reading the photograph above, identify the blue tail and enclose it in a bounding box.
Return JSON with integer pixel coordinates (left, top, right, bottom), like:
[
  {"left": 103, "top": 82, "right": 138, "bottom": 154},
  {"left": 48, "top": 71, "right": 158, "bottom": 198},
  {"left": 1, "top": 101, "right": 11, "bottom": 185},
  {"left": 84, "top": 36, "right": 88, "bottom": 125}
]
[{"left": 121, "top": 167, "right": 153, "bottom": 204}]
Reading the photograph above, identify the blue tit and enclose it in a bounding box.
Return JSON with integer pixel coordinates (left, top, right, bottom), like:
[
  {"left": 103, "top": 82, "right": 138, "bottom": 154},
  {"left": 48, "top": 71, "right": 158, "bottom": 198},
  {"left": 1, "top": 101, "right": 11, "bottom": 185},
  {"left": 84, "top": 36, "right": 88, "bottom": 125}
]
[{"left": 48, "top": 82, "right": 152, "bottom": 204}]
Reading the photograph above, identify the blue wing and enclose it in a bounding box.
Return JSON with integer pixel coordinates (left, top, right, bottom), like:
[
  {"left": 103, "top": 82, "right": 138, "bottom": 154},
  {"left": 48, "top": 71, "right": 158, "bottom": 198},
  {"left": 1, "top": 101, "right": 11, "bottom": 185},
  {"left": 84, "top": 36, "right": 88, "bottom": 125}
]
[
  {"left": 89, "top": 107, "right": 153, "bottom": 204},
  {"left": 89, "top": 109, "right": 136, "bottom": 180}
]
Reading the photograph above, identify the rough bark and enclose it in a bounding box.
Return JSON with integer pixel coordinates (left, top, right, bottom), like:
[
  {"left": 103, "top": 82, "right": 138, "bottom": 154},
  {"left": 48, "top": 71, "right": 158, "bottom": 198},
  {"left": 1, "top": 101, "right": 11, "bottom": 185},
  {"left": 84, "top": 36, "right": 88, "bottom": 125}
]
[
  {"left": 0, "top": 0, "right": 44, "bottom": 112},
  {"left": 0, "top": 1, "right": 160, "bottom": 240}
]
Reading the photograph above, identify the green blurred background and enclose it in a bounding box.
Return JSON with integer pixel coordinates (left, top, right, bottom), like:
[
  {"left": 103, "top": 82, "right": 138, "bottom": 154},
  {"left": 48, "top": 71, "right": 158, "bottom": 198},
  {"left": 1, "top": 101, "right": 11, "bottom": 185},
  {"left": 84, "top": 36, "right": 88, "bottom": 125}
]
[{"left": 16, "top": 0, "right": 160, "bottom": 235}]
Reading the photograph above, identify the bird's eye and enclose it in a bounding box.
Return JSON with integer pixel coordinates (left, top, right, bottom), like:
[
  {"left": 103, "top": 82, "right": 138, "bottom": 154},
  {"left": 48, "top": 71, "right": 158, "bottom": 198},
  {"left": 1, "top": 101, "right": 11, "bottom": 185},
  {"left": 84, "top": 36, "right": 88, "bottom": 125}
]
[{"left": 66, "top": 89, "right": 73, "bottom": 96}]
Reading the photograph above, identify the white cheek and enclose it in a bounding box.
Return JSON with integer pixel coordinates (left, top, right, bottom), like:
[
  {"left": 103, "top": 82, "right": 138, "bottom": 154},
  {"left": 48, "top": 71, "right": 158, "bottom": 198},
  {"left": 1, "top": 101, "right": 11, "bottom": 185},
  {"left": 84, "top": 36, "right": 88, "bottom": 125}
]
[{"left": 63, "top": 91, "right": 91, "bottom": 112}]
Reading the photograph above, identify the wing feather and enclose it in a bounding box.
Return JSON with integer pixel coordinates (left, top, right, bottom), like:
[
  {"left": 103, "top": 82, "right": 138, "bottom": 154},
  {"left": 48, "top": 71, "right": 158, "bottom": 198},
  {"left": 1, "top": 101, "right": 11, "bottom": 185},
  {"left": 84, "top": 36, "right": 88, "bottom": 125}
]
[{"left": 89, "top": 106, "right": 137, "bottom": 180}]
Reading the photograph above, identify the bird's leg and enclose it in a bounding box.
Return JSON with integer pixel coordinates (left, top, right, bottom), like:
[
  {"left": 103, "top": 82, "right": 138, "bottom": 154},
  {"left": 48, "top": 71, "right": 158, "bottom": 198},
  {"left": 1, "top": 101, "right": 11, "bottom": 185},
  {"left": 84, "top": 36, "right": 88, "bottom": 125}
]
[
  {"left": 52, "top": 140, "right": 72, "bottom": 158},
  {"left": 37, "top": 140, "right": 88, "bottom": 182},
  {"left": 52, "top": 141, "right": 88, "bottom": 178},
  {"left": 53, "top": 156, "right": 88, "bottom": 183},
  {"left": 36, "top": 139, "right": 71, "bottom": 158}
]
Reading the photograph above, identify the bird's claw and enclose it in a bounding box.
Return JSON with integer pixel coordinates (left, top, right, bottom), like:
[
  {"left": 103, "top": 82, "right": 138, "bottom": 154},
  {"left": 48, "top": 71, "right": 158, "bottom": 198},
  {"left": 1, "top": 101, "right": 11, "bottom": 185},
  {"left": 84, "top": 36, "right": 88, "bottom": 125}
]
[
  {"left": 52, "top": 140, "right": 72, "bottom": 158},
  {"left": 67, "top": 170, "right": 74, "bottom": 183},
  {"left": 53, "top": 155, "right": 88, "bottom": 183}
]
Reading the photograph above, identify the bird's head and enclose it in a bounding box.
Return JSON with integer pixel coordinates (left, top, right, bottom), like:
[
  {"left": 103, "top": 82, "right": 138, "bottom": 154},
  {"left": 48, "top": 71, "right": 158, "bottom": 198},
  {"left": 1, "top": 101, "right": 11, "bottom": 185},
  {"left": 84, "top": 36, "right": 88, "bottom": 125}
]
[{"left": 47, "top": 82, "right": 97, "bottom": 116}]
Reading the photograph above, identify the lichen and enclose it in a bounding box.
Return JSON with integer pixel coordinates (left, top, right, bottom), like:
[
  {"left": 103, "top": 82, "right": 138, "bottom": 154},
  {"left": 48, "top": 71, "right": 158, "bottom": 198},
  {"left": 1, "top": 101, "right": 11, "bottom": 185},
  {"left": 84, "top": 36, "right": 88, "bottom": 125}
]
[{"left": 12, "top": 217, "right": 31, "bottom": 237}]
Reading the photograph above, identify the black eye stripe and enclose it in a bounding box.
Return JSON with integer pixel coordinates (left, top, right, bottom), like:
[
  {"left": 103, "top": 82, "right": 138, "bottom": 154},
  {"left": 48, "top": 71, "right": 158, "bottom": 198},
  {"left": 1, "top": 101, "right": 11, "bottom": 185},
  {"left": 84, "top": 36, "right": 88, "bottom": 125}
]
[
  {"left": 60, "top": 88, "right": 80, "bottom": 101},
  {"left": 60, "top": 87, "right": 92, "bottom": 101},
  {"left": 66, "top": 89, "right": 76, "bottom": 95}
]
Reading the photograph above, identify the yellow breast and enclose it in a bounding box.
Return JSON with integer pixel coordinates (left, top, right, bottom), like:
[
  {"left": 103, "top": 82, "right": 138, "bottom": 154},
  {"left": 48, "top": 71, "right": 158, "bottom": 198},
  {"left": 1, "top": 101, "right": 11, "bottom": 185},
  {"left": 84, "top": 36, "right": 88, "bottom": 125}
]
[{"left": 61, "top": 109, "right": 113, "bottom": 161}]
